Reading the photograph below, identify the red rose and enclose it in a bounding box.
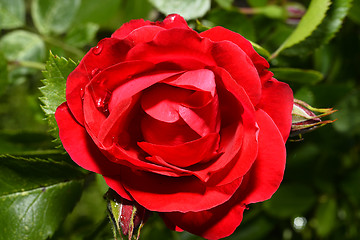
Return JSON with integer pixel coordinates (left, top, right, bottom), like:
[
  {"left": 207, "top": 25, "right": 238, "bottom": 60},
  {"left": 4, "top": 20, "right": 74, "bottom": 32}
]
[{"left": 55, "top": 14, "right": 293, "bottom": 239}]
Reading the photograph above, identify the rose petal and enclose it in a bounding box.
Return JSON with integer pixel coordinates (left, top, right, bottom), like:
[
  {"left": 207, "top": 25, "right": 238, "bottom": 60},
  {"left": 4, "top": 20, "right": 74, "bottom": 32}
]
[
  {"left": 178, "top": 94, "right": 220, "bottom": 137},
  {"left": 97, "top": 96, "right": 136, "bottom": 146},
  {"left": 200, "top": 26, "right": 271, "bottom": 82},
  {"left": 238, "top": 109, "right": 286, "bottom": 204},
  {"left": 140, "top": 84, "right": 193, "bottom": 123},
  {"left": 125, "top": 25, "right": 165, "bottom": 44},
  {"left": 164, "top": 69, "right": 216, "bottom": 96},
  {"left": 156, "top": 14, "right": 190, "bottom": 29},
  {"left": 126, "top": 28, "right": 216, "bottom": 68},
  {"left": 187, "top": 67, "right": 258, "bottom": 185},
  {"left": 88, "top": 60, "right": 155, "bottom": 95},
  {"left": 103, "top": 175, "right": 133, "bottom": 201},
  {"left": 162, "top": 189, "right": 246, "bottom": 240},
  {"left": 111, "top": 14, "right": 189, "bottom": 39},
  {"left": 82, "top": 85, "right": 107, "bottom": 137},
  {"left": 112, "top": 19, "right": 154, "bottom": 39},
  {"left": 138, "top": 133, "right": 220, "bottom": 168},
  {"left": 55, "top": 102, "right": 123, "bottom": 175},
  {"left": 210, "top": 40, "right": 262, "bottom": 105},
  {"left": 109, "top": 71, "right": 183, "bottom": 113},
  {"left": 66, "top": 38, "right": 132, "bottom": 124},
  {"left": 141, "top": 115, "right": 200, "bottom": 146},
  {"left": 100, "top": 140, "right": 182, "bottom": 176},
  {"left": 119, "top": 167, "right": 243, "bottom": 212},
  {"left": 256, "top": 78, "right": 293, "bottom": 141}
]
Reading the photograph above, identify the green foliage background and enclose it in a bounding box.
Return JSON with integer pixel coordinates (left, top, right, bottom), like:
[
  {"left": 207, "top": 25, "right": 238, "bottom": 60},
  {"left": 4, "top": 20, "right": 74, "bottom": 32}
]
[{"left": 0, "top": 0, "right": 359, "bottom": 239}]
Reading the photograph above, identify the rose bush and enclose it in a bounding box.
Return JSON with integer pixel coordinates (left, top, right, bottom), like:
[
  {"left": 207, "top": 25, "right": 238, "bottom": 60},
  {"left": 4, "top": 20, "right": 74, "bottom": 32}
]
[{"left": 55, "top": 14, "right": 293, "bottom": 239}]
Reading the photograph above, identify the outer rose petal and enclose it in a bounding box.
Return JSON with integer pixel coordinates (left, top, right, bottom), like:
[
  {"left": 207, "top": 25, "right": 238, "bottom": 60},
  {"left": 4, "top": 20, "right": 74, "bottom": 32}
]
[
  {"left": 162, "top": 188, "right": 246, "bottom": 240},
  {"left": 66, "top": 38, "right": 132, "bottom": 124},
  {"left": 112, "top": 14, "right": 189, "bottom": 39},
  {"left": 256, "top": 78, "right": 293, "bottom": 141},
  {"left": 238, "top": 109, "right": 286, "bottom": 204},
  {"left": 200, "top": 26, "right": 272, "bottom": 82},
  {"left": 55, "top": 103, "right": 123, "bottom": 175},
  {"left": 126, "top": 28, "right": 216, "bottom": 67},
  {"left": 112, "top": 19, "right": 154, "bottom": 39},
  {"left": 117, "top": 166, "right": 243, "bottom": 212},
  {"left": 210, "top": 40, "right": 262, "bottom": 105},
  {"left": 103, "top": 175, "right": 133, "bottom": 201}
]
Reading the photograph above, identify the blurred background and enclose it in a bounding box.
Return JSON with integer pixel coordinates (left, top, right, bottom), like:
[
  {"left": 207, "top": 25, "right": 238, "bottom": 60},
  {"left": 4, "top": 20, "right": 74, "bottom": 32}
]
[{"left": 0, "top": 0, "right": 359, "bottom": 239}]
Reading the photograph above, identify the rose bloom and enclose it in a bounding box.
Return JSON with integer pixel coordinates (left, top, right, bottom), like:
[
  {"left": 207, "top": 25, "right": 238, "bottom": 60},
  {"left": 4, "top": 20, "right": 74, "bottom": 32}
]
[{"left": 55, "top": 14, "right": 293, "bottom": 239}]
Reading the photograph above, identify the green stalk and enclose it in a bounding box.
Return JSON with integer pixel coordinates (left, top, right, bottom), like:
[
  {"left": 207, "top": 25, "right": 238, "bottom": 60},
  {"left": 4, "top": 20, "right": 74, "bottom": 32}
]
[{"left": 42, "top": 35, "right": 85, "bottom": 58}]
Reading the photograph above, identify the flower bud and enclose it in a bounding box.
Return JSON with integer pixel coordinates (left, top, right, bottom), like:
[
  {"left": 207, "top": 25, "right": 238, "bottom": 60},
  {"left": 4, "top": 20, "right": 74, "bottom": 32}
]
[
  {"left": 291, "top": 99, "right": 336, "bottom": 138},
  {"left": 285, "top": 2, "right": 306, "bottom": 25},
  {"left": 106, "top": 189, "right": 150, "bottom": 240}
]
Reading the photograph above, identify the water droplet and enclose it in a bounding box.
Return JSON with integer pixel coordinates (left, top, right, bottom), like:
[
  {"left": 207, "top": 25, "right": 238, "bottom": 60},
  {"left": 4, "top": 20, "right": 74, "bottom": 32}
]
[
  {"left": 91, "top": 68, "right": 101, "bottom": 77},
  {"left": 92, "top": 43, "right": 103, "bottom": 55},
  {"left": 80, "top": 87, "right": 85, "bottom": 99},
  {"left": 89, "top": 84, "right": 111, "bottom": 116},
  {"left": 167, "top": 14, "right": 177, "bottom": 22},
  {"left": 96, "top": 91, "right": 110, "bottom": 113}
]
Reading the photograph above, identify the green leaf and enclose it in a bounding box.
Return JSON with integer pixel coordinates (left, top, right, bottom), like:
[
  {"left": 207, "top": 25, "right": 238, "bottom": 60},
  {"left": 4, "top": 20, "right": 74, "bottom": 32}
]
[
  {"left": 275, "top": 0, "right": 353, "bottom": 57},
  {"left": 226, "top": 217, "right": 274, "bottom": 240},
  {"left": 0, "top": 131, "right": 57, "bottom": 156},
  {"left": 51, "top": 174, "right": 109, "bottom": 239},
  {"left": 65, "top": 23, "right": 100, "bottom": 48},
  {"left": 272, "top": 0, "right": 331, "bottom": 58},
  {"left": 0, "top": 30, "right": 45, "bottom": 63},
  {"left": 294, "top": 87, "right": 315, "bottom": 105},
  {"left": 205, "top": 8, "right": 256, "bottom": 41},
  {"left": 0, "top": 51, "right": 8, "bottom": 96},
  {"left": 117, "top": 0, "right": 153, "bottom": 24},
  {"left": 341, "top": 167, "right": 360, "bottom": 206},
  {"left": 39, "top": 53, "right": 77, "bottom": 143},
  {"left": 246, "top": 0, "right": 268, "bottom": 7},
  {"left": 271, "top": 68, "right": 324, "bottom": 84},
  {"left": 31, "top": 0, "right": 81, "bottom": 35},
  {"left": 214, "top": 0, "right": 234, "bottom": 9},
  {"left": 263, "top": 183, "right": 316, "bottom": 219},
  {"left": 148, "top": 0, "right": 211, "bottom": 20},
  {"left": 313, "top": 197, "right": 337, "bottom": 237},
  {"left": 73, "top": 0, "right": 121, "bottom": 26},
  {"left": 332, "top": 89, "right": 360, "bottom": 135},
  {"left": 349, "top": 0, "right": 360, "bottom": 24},
  {"left": 0, "top": 0, "right": 25, "bottom": 29},
  {"left": 0, "top": 155, "right": 85, "bottom": 240}
]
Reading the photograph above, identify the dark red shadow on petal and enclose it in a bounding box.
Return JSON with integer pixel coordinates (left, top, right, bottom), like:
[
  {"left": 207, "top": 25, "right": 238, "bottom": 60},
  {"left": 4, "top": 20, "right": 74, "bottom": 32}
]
[
  {"left": 138, "top": 133, "right": 220, "bottom": 168},
  {"left": 141, "top": 115, "right": 201, "bottom": 146}
]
